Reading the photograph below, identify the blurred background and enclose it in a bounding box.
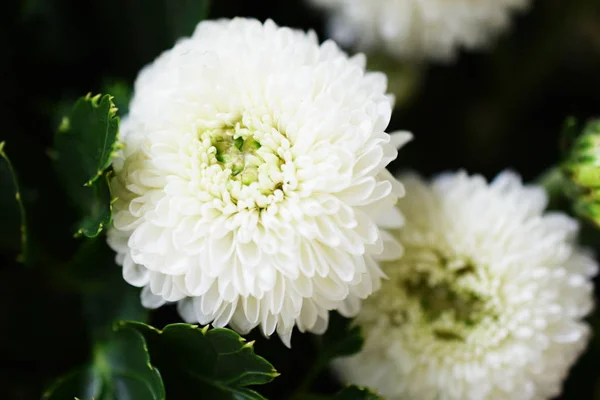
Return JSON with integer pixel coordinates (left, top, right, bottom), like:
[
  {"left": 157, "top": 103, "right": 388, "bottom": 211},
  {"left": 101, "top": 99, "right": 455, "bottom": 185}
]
[{"left": 2, "top": 0, "right": 600, "bottom": 398}]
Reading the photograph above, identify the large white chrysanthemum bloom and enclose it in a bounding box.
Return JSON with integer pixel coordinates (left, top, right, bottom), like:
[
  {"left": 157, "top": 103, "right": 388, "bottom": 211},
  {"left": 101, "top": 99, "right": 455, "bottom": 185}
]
[
  {"left": 333, "top": 171, "right": 597, "bottom": 399},
  {"left": 107, "top": 17, "right": 411, "bottom": 346},
  {"left": 308, "top": 0, "right": 532, "bottom": 61}
]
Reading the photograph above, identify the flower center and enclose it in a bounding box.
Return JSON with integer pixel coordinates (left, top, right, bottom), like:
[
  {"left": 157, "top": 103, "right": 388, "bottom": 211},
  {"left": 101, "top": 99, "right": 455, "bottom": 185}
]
[
  {"left": 213, "top": 133, "right": 263, "bottom": 185},
  {"left": 387, "top": 249, "right": 496, "bottom": 342},
  {"left": 196, "top": 118, "right": 291, "bottom": 210}
]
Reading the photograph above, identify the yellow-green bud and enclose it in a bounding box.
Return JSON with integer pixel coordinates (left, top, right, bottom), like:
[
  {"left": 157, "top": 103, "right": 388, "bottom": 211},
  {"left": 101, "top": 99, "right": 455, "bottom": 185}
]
[{"left": 562, "top": 119, "right": 600, "bottom": 226}]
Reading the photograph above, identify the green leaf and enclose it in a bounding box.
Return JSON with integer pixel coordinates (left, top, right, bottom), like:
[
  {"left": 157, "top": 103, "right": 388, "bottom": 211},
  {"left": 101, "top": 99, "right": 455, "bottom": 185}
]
[
  {"left": 320, "top": 312, "right": 364, "bottom": 360},
  {"left": 76, "top": 173, "right": 114, "bottom": 238},
  {"left": 78, "top": 239, "right": 147, "bottom": 337},
  {"left": 42, "top": 237, "right": 151, "bottom": 399},
  {"left": 52, "top": 94, "right": 119, "bottom": 237},
  {"left": 55, "top": 93, "right": 119, "bottom": 186},
  {"left": 291, "top": 312, "right": 364, "bottom": 399},
  {"left": 53, "top": 235, "right": 147, "bottom": 338},
  {"left": 43, "top": 327, "right": 165, "bottom": 400},
  {"left": 332, "top": 386, "right": 382, "bottom": 400},
  {"left": 0, "top": 142, "right": 27, "bottom": 261},
  {"left": 121, "top": 322, "right": 279, "bottom": 400}
]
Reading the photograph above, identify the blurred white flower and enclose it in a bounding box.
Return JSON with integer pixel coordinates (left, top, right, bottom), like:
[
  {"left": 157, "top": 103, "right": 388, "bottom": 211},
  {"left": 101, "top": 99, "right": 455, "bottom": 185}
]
[
  {"left": 107, "top": 17, "right": 411, "bottom": 346},
  {"left": 333, "top": 171, "right": 596, "bottom": 399},
  {"left": 308, "top": 0, "right": 532, "bottom": 61}
]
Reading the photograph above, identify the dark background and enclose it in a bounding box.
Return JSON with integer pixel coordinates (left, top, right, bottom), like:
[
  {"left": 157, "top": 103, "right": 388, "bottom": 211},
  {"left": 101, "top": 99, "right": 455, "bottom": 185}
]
[{"left": 2, "top": 0, "right": 600, "bottom": 398}]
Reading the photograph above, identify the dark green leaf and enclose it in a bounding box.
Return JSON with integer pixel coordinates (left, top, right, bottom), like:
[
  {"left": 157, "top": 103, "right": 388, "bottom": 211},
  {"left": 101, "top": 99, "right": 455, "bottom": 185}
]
[
  {"left": 80, "top": 240, "right": 147, "bottom": 338},
  {"left": 52, "top": 94, "right": 119, "bottom": 237},
  {"left": 121, "top": 322, "right": 279, "bottom": 400},
  {"left": 54, "top": 236, "right": 147, "bottom": 338},
  {"left": 43, "top": 327, "right": 165, "bottom": 400},
  {"left": 75, "top": 173, "right": 113, "bottom": 238},
  {"left": 54, "top": 93, "right": 119, "bottom": 186},
  {"left": 290, "top": 313, "right": 365, "bottom": 398},
  {"left": 83, "top": 273, "right": 147, "bottom": 340},
  {"left": 0, "top": 142, "right": 27, "bottom": 261},
  {"left": 320, "top": 312, "right": 364, "bottom": 360}
]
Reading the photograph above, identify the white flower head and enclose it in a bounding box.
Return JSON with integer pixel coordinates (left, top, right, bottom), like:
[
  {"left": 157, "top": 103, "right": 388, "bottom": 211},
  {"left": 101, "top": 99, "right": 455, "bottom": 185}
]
[
  {"left": 107, "top": 17, "right": 411, "bottom": 346},
  {"left": 308, "top": 0, "right": 532, "bottom": 61},
  {"left": 333, "top": 171, "right": 597, "bottom": 399}
]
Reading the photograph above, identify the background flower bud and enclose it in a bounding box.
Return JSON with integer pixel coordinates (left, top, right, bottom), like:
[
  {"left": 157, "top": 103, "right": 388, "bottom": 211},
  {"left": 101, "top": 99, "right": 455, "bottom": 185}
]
[{"left": 562, "top": 119, "right": 600, "bottom": 226}]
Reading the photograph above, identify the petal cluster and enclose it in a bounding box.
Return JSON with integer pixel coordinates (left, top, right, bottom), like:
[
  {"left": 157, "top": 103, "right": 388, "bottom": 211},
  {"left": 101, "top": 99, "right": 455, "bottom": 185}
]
[
  {"left": 107, "top": 17, "right": 409, "bottom": 346},
  {"left": 333, "top": 171, "right": 597, "bottom": 399},
  {"left": 308, "top": 0, "right": 532, "bottom": 61}
]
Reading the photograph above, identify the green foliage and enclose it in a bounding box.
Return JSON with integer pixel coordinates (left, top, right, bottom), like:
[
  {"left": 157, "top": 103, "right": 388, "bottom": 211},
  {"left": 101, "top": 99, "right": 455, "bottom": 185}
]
[
  {"left": 52, "top": 94, "right": 119, "bottom": 238},
  {"left": 63, "top": 237, "right": 147, "bottom": 337},
  {"left": 562, "top": 119, "right": 600, "bottom": 188},
  {"left": 0, "top": 142, "right": 27, "bottom": 261},
  {"left": 561, "top": 118, "right": 600, "bottom": 227},
  {"left": 122, "top": 322, "right": 279, "bottom": 400},
  {"left": 55, "top": 94, "right": 120, "bottom": 186},
  {"left": 76, "top": 174, "right": 114, "bottom": 238},
  {"left": 42, "top": 236, "right": 153, "bottom": 400},
  {"left": 42, "top": 327, "right": 165, "bottom": 400},
  {"left": 319, "top": 312, "right": 364, "bottom": 360},
  {"left": 291, "top": 312, "right": 365, "bottom": 399}
]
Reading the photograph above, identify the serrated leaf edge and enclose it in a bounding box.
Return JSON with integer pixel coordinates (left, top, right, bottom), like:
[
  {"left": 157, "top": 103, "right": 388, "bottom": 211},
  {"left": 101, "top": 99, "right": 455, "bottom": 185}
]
[
  {"left": 117, "top": 322, "right": 280, "bottom": 382},
  {"left": 74, "top": 171, "right": 116, "bottom": 238},
  {"left": 83, "top": 93, "right": 120, "bottom": 187},
  {"left": 57, "top": 93, "right": 121, "bottom": 187}
]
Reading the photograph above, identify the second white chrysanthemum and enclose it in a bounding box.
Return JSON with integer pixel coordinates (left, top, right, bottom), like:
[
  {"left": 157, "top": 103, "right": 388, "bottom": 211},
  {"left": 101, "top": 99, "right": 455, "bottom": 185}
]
[
  {"left": 107, "top": 17, "right": 410, "bottom": 346},
  {"left": 333, "top": 171, "right": 596, "bottom": 400},
  {"left": 308, "top": 0, "right": 532, "bottom": 61}
]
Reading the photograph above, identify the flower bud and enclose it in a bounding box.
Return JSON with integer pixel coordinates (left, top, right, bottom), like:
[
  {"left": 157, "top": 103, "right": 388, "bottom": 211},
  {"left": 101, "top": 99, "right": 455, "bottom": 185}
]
[{"left": 562, "top": 119, "right": 600, "bottom": 226}]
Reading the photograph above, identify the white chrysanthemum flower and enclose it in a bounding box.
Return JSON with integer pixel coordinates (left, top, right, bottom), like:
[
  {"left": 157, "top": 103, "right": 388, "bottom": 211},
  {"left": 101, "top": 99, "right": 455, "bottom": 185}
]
[
  {"left": 333, "top": 171, "right": 597, "bottom": 399},
  {"left": 308, "top": 0, "right": 532, "bottom": 61},
  {"left": 107, "top": 17, "right": 411, "bottom": 346}
]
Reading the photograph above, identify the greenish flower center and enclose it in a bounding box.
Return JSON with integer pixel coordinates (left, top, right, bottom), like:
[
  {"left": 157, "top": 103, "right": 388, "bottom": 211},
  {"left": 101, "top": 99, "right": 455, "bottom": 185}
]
[
  {"left": 195, "top": 118, "right": 290, "bottom": 210},
  {"left": 213, "top": 133, "right": 263, "bottom": 185},
  {"left": 388, "top": 249, "right": 495, "bottom": 342}
]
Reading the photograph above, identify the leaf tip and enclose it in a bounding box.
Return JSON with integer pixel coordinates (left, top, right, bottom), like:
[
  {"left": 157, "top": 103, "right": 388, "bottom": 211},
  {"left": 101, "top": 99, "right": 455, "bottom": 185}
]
[
  {"left": 90, "top": 93, "right": 102, "bottom": 104},
  {"left": 114, "top": 320, "right": 127, "bottom": 330}
]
